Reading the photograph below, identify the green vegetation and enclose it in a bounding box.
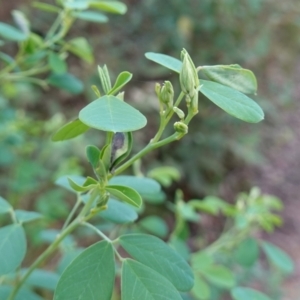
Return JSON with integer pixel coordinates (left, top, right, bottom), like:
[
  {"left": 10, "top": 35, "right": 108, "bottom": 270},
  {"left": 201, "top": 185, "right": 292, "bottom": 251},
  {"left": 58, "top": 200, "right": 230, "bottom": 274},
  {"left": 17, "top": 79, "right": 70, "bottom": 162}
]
[{"left": 0, "top": 1, "right": 295, "bottom": 299}]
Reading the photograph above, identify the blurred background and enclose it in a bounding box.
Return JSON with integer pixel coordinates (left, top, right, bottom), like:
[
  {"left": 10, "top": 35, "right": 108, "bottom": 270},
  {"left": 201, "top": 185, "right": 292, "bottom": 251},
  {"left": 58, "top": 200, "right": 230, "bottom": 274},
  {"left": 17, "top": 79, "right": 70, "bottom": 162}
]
[{"left": 1, "top": 0, "right": 300, "bottom": 299}]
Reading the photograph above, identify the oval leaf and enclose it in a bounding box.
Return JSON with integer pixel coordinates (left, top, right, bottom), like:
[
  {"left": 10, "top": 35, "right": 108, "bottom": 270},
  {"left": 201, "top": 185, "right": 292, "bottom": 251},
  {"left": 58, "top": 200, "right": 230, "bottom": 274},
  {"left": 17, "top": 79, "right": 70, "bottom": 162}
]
[
  {"left": 15, "top": 210, "right": 43, "bottom": 223},
  {"left": 122, "top": 259, "right": 182, "bottom": 300},
  {"left": 52, "top": 118, "right": 90, "bottom": 141},
  {"left": 199, "top": 80, "right": 264, "bottom": 123},
  {"left": 100, "top": 198, "right": 138, "bottom": 224},
  {"left": 0, "top": 286, "right": 42, "bottom": 300},
  {"left": 0, "top": 224, "right": 27, "bottom": 275},
  {"left": 54, "top": 240, "right": 115, "bottom": 300},
  {"left": 89, "top": 1, "right": 127, "bottom": 14},
  {"left": 201, "top": 65, "right": 257, "bottom": 94},
  {"left": 66, "top": 37, "right": 94, "bottom": 64},
  {"left": 108, "top": 71, "right": 133, "bottom": 95},
  {"left": 119, "top": 233, "right": 194, "bottom": 291},
  {"left": 63, "top": 1, "right": 89, "bottom": 9},
  {"left": 145, "top": 52, "right": 182, "bottom": 73},
  {"left": 109, "top": 175, "right": 161, "bottom": 199},
  {"left": 55, "top": 175, "right": 86, "bottom": 193},
  {"left": 48, "top": 52, "right": 67, "bottom": 74},
  {"left": 72, "top": 10, "right": 108, "bottom": 23},
  {"left": 234, "top": 238, "right": 259, "bottom": 267},
  {"left": 261, "top": 241, "right": 294, "bottom": 273},
  {"left": 22, "top": 269, "right": 60, "bottom": 291},
  {"left": 79, "top": 95, "right": 147, "bottom": 132},
  {"left": 47, "top": 73, "right": 84, "bottom": 94},
  {"left": 106, "top": 185, "right": 142, "bottom": 208},
  {"left": 0, "top": 22, "right": 27, "bottom": 41},
  {"left": 138, "top": 216, "right": 168, "bottom": 238},
  {"left": 0, "top": 196, "right": 12, "bottom": 214},
  {"left": 231, "top": 287, "right": 271, "bottom": 300},
  {"left": 192, "top": 276, "right": 211, "bottom": 300},
  {"left": 201, "top": 265, "right": 235, "bottom": 289}
]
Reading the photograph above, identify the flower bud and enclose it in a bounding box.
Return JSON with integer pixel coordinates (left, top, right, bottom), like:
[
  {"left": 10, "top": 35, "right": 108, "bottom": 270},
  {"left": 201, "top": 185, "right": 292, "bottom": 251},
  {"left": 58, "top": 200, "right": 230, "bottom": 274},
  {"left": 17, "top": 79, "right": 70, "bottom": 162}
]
[
  {"left": 190, "top": 90, "right": 199, "bottom": 114},
  {"left": 160, "top": 81, "right": 174, "bottom": 108},
  {"left": 174, "top": 121, "right": 188, "bottom": 135},
  {"left": 179, "top": 49, "right": 199, "bottom": 98},
  {"left": 173, "top": 107, "right": 185, "bottom": 120}
]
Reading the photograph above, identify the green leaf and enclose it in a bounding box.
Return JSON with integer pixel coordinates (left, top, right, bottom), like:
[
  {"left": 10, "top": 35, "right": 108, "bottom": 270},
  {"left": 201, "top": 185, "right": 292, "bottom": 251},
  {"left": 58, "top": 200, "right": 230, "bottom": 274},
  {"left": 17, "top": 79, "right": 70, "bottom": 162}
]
[
  {"left": 32, "top": 2, "right": 61, "bottom": 13},
  {"left": 47, "top": 73, "right": 84, "bottom": 94},
  {"left": 191, "top": 276, "right": 211, "bottom": 300},
  {"left": 15, "top": 210, "right": 43, "bottom": 223},
  {"left": 0, "top": 196, "right": 12, "bottom": 214},
  {"left": 106, "top": 185, "right": 142, "bottom": 208},
  {"left": 190, "top": 196, "right": 234, "bottom": 216},
  {"left": 68, "top": 176, "right": 97, "bottom": 192},
  {"left": 89, "top": 1, "right": 127, "bottom": 14},
  {"left": 100, "top": 198, "right": 138, "bottom": 224},
  {"left": 86, "top": 145, "right": 101, "bottom": 169},
  {"left": 0, "top": 286, "right": 42, "bottom": 300},
  {"left": 63, "top": 0, "right": 89, "bottom": 9},
  {"left": 54, "top": 240, "right": 115, "bottom": 300},
  {"left": 231, "top": 287, "right": 271, "bottom": 300},
  {"left": 200, "top": 65, "right": 257, "bottom": 94},
  {"left": 66, "top": 37, "right": 93, "bottom": 64},
  {"left": 138, "top": 216, "right": 168, "bottom": 238},
  {"left": 122, "top": 259, "right": 182, "bottom": 300},
  {"left": 23, "top": 269, "right": 60, "bottom": 291},
  {"left": 0, "top": 52, "right": 15, "bottom": 66},
  {"left": 191, "top": 252, "right": 214, "bottom": 271},
  {"left": 201, "top": 265, "right": 235, "bottom": 289},
  {"left": 52, "top": 118, "right": 90, "bottom": 141},
  {"left": 109, "top": 175, "right": 161, "bottom": 199},
  {"left": 57, "top": 248, "right": 84, "bottom": 274},
  {"left": 145, "top": 52, "right": 182, "bottom": 73},
  {"left": 108, "top": 71, "right": 133, "bottom": 95},
  {"left": 0, "top": 224, "right": 27, "bottom": 275},
  {"left": 48, "top": 52, "right": 67, "bottom": 74},
  {"left": 147, "top": 166, "right": 181, "bottom": 187},
  {"left": 199, "top": 80, "right": 264, "bottom": 123},
  {"left": 169, "top": 236, "right": 190, "bottom": 261},
  {"left": 261, "top": 241, "right": 294, "bottom": 273},
  {"left": 0, "top": 22, "right": 27, "bottom": 41},
  {"left": 55, "top": 175, "right": 86, "bottom": 193},
  {"left": 79, "top": 95, "right": 147, "bottom": 132},
  {"left": 119, "top": 233, "right": 194, "bottom": 291},
  {"left": 72, "top": 10, "right": 108, "bottom": 23},
  {"left": 234, "top": 238, "right": 259, "bottom": 267}
]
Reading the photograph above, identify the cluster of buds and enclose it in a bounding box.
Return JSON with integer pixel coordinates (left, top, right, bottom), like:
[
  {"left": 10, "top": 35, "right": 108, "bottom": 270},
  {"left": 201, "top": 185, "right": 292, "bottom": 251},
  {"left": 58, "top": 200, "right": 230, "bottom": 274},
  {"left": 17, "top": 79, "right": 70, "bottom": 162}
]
[
  {"left": 180, "top": 49, "right": 199, "bottom": 114},
  {"left": 155, "top": 81, "right": 174, "bottom": 110}
]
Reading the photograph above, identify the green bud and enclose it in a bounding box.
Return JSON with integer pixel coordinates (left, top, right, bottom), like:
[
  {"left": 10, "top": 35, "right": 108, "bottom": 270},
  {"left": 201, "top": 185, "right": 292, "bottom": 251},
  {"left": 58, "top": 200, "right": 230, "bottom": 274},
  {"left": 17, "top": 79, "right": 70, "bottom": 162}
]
[
  {"left": 155, "top": 82, "right": 162, "bottom": 98},
  {"left": 190, "top": 90, "right": 199, "bottom": 114},
  {"left": 179, "top": 49, "right": 199, "bottom": 98},
  {"left": 174, "top": 121, "right": 188, "bottom": 134},
  {"left": 160, "top": 81, "right": 174, "bottom": 107},
  {"left": 98, "top": 65, "right": 112, "bottom": 94},
  {"left": 173, "top": 107, "right": 185, "bottom": 120}
]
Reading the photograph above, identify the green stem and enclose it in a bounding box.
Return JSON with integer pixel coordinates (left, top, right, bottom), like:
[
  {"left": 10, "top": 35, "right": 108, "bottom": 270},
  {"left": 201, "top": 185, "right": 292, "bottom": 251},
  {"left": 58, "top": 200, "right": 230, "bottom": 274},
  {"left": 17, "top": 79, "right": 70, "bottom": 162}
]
[
  {"left": 81, "top": 222, "right": 111, "bottom": 243},
  {"left": 108, "top": 133, "right": 179, "bottom": 178},
  {"left": 8, "top": 219, "right": 80, "bottom": 300},
  {"left": 8, "top": 190, "right": 98, "bottom": 300},
  {"left": 62, "top": 196, "right": 81, "bottom": 231},
  {"left": 151, "top": 92, "right": 185, "bottom": 143}
]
